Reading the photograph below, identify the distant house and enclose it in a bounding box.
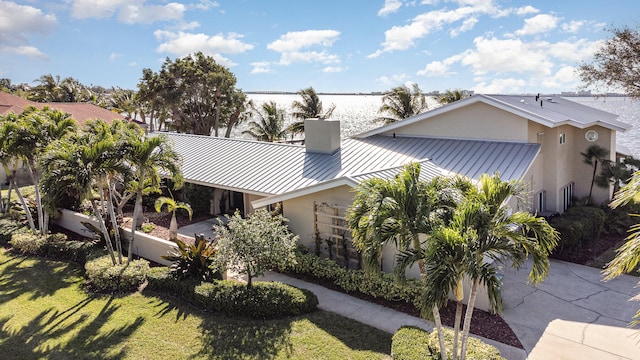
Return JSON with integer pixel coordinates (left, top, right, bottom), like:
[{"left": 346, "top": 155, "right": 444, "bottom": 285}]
[
  {"left": 163, "top": 94, "right": 631, "bottom": 283},
  {"left": 0, "top": 91, "right": 129, "bottom": 184},
  {"left": 0, "top": 92, "right": 126, "bottom": 126}
]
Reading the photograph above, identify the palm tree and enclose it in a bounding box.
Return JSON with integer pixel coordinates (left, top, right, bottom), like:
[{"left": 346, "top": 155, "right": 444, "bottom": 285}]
[
  {"left": 154, "top": 195, "right": 192, "bottom": 241},
  {"left": 605, "top": 170, "right": 640, "bottom": 330},
  {"left": 126, "top": 133, "right": 183, "bottom": 261},
  {"left": 288, "top": 87, "right": 335, "bottom": 136},
  {"left": 346, "top": 163, "right": 467, "bottom": 359},
  {"left": 434, "top": 89, "right": 470, "bottom": 105},
  {"left": 376, "top": 83, "right": 428, "bottom": 124},
  {"left": 242, "top": 101, "right": 288, "bottom": 142},
  {"left": 421, "top": 173, "right": 558, "bottom": 360},
  {"left": 581, "top": 144, "right": 610, "bottom": 204}
]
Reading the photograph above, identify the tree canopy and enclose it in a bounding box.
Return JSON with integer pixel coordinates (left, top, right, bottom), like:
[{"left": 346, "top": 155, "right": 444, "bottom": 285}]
[
  {"left": 578, "top": 27, "right": 640, "bottom": 98},
  {"left": 137, "top": 52, "right": 245, "bottom": 136},
  {"left": 377, "top": 84, "right": 428, "bottom": 124}
]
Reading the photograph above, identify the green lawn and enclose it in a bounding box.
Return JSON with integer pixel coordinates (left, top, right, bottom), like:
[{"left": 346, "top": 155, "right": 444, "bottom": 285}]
[{"left": 0, "top": 249, "right": 392, "bottom": 359}]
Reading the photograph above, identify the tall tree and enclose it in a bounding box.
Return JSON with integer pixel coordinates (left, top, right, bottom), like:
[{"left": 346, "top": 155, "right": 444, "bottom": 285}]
[
  {"left": 29, "top": 74, "right": 94, "bottom": 103},
  {"left": 137, "top": 52, "right": 243, "bottom": 136},
  {"left": 346, "top": 163, "right": 466, "bottom": 359},
  {"left": 606, "top": 170, "right": 640, "bottom": 330},
  {"left": 581, "top": 144, "right": 610, "bottom": 204},
  {"left": 578, "top": 27, "right": 640, "bottom": 98},
  {"left": 377, "top": 83, "right": 428, "bottom": 124},
  {"left": 125, "top": 133, "right": 183, "bottom": 261},
  {"left": 242, "top": 101, "right": 288, "bottom": 142},
  {"left": 434, "top": 89, "right": 471, "bottom": 105},
  {"left": 417, "top": 174, "right": 558, "bottom": 360},
  {"left": 288, "top": 87, "right": 336, "bottom": 136}
]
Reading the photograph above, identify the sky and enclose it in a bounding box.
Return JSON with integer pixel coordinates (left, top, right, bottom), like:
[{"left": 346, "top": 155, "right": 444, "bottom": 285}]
[{"left": 1, "top": 0, "right": 639, "bottom": 94}]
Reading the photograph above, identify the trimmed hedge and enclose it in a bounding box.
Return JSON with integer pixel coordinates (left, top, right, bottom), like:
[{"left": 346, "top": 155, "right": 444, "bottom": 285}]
[
  {"left": 392, "top": 326, "right": 504, "bottom": 360},
  {"left": 274, "top": 248, "right": 422, "bottom": 305},
  {"left": 85, "top": 255, "right": 150, "bottom": 293},
  {"left": 9, "top": 231, "right": 97, "bottom": 264},
  {"left": 548, "top": 206, "right": 605, "bottom": 250},
  {"left": 146, "top": 266, "right": 318, "bottom": 319}
]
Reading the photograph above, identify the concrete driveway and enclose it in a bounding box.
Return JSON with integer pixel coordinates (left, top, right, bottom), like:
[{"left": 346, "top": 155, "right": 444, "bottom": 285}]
[{"left": 501, "top": 259, "right": 640, "bottom": 359}]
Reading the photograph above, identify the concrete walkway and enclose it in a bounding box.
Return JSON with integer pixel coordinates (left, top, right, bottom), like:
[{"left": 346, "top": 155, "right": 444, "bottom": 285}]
[{"left": 501, "top": 259, "right": 640, "bottom": 359}]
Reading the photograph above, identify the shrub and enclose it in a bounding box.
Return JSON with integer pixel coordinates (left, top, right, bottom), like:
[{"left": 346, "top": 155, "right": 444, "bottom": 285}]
[
  {"left": 141, "top": 223, "right": 155, "bottom": 233},
  {"left": 392, "top": 326, "right": 504, "bottom": 360},
  {"left": 0, "top": 217, "right": 28, "bottom": 243},
  {"left": 85, "top": 255, "right": 149, "bottom": 293},
  {"left": 549, "top": 205, "right": 605, "bottom": 250},
  {"left": 9, "top": 231, "right": 97, "bottom": 264},
  {"left": 182, "top": 183, "right": 215, "bottom": 216},
  {"left": 193, "top": 280, "right": 318, "bottom": 319},
  {"left": 161, "top": 236, "right": 220, "bottom": 281},
  {"left": 145, "top": 267, "right": 318, "bottom": 318}
]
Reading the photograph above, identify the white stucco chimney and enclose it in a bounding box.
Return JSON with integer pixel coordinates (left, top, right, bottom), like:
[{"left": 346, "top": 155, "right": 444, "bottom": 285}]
[{"left": 304, "top": 118, "right": 340, "bottom": 154}]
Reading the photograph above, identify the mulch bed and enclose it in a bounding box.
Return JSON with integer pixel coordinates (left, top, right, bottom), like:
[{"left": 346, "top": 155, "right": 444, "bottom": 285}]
[
  {"left": 550, "top": 232, "right": 622, "bottom": 265},
  {"left": 285, "top": 271, "right": 524, "bottom": 349}
]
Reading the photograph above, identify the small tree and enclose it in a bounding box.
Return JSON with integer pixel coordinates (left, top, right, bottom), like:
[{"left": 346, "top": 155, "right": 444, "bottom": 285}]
[
  {"left": 213, "top": 209, "right": 298, "bottom": 288},
  {"left": 154, "top": 195, "right": 192, "bottom": 241},
  {"left": 581, "top": 144, "right": 609, "bottom": 204}
]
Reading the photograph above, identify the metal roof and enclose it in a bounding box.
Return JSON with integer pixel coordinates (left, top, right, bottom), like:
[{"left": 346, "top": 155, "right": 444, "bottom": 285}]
[
  {"left": 162, "top": 132, "right": 540, "bottom": 197},
  {"left": 357, "top": 94, "right": 630, "bottom": 138}
]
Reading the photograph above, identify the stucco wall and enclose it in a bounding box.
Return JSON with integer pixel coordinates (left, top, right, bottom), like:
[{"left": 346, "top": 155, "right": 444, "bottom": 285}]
[
  {"left": 571, "top": 125, "right": 615, "bottom": 205},
  {"left": 243, "top": 193, "right": 265, "bottom": 214},
  {"left": 383, "top": 102, "right": 529, "bottom": 141}
]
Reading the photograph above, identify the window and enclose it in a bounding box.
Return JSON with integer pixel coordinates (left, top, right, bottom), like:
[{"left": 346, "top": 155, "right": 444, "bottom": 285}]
[
  {"left": 561, "top": 182, "right": 574, "bottom": 211},
  {"left": 559, "top": 133, "right": 566, "bottom": 144},
  {"left": 536, "top": 191, "right": 546, "bottom": 213}
]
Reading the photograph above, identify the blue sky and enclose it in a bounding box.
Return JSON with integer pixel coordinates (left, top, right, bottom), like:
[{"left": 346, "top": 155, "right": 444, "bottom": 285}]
[{"left": 1, "top": 0, "right": 638, "bottom": 93}]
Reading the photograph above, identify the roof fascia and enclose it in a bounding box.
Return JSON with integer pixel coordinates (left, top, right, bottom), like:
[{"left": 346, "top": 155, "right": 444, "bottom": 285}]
[{"left": 252, "top": 177, "right": 358, "bottom": 208}]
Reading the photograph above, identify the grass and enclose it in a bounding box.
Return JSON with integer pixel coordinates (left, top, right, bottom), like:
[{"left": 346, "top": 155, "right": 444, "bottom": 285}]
[{"left": 0, "top": 249, "right": 392, "bottom": 359}]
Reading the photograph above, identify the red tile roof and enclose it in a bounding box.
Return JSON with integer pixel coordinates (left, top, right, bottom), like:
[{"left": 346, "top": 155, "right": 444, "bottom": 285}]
[{"left": 0, "top": 92, "right": 127, "bottom": 126}]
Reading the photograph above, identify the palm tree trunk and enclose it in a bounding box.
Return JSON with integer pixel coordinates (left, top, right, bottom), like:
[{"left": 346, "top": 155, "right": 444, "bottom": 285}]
[
  {"left": 29, "top": 167, "right": 44, "bottom": 235},
  {"left": 169, "top": 212, "right": 178, "bottom": 241},
  {"left": 107, "top": 184, "right": 123, "bottom": 263},
  {"left": 91, "top": 199, "right": 117, "bottom": 265},
  {"left": 588, "top": 160, "right": 598, "bottom": 204},
  {"left": 432, "top": 306, "right": 447, "bottom": 360},
  {"left": 453, "top": 300, "right": 463, "bottom": 360},
  {"left": 12, "top": 179, "right": 36, "bottom": 233},
  {"left": 459, "top": 280, "right": 479, "bottom": 360},
  {"left": 128, "top": 188, "right": 143, "bottom": 262}
]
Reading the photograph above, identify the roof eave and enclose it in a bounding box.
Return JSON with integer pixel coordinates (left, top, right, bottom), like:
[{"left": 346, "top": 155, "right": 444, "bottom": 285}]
[{"left": 252, "top": 177, "right": 359, "bottom": 208}]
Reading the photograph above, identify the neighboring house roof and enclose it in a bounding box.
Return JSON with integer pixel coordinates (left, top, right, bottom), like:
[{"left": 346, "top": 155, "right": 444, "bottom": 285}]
[
  {"left": 0, "top": 92, "right": 126, "bottom": 125},
  {"left": 356, "top": 94, "right": 630, "bottom": 138},
  {"left": 163, "top": 132, "right": 540, "bottom": 203}
]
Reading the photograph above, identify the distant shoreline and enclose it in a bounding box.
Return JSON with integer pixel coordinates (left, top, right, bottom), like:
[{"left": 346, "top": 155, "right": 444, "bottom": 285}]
[{"left": 245, "top": 91, "right": 628, "bottom": 97}]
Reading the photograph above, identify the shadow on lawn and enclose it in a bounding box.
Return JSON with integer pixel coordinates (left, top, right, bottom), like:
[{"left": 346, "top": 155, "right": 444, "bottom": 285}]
[
  {"left": 0, "top": 297, "right": 144, "bottom": 359},
  {"left": 144, "top": 291, "right": 294, "bottom": 359},
  {"left": 0, "top": 253, "right": 81, "bottom": 303}
]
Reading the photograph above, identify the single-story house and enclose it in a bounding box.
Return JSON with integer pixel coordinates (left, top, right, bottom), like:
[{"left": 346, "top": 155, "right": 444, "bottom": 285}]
[{"left": 163, "top": 94, "right": 631, "bottom": 276}]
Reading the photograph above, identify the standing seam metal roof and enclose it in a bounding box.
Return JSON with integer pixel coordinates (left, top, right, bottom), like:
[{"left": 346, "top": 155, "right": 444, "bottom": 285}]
[{"left": 162, "top": 132, "right": 540, "bottom": 196}]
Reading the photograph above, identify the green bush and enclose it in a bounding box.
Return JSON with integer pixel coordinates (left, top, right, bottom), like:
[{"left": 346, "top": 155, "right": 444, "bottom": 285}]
[
  {"left": 193, "top": 280, "right": 318, "bottom": 319},
  {"left": 162, "top": 237, "right": 220, "bottom": 281},
  {"left": 9, "top": 231, "right": 97, "bottom": 264},
  {"left": 0, "top": 217, "right": 28, "bottom": 243},
  {"left": 275, "top": 249, "right": 423, "bottom": 306},
  {"left": 549, "top": 205, "right": 605, "bottom": 250},
  {"left": 182, "top": 183, "right": 215, "bottom": 217},
  {"left": 392, "top": 326, "right": 504, "bottom": 360},
  {"left": 145, "top": 267, "right": 318, "bottom": 319},
  {"left": 85, "top": 255, "right": 150, "bottom": 293}
]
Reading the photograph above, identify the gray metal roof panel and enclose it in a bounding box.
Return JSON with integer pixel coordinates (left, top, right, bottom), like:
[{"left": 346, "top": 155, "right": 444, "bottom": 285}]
[{"left": 162, "top": 133, "right": 540, "bottom": 195}]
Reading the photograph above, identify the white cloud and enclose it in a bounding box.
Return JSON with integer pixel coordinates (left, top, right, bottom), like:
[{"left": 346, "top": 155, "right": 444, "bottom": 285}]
[
  {"left": 450, "top": 17, "right": 478, "bottom": 37},
  {"left": 515, "top": 14, "right": 559, "bottom": 36},
  {"left": 377, "top": 74, "right": 410, "bottom": 86},
  {"left": 515, "top": 5, "right": 539, "bottom": 16},
  {"left": 154, "top": 31, "right": 254, "bottom": 66},
  {"left": 418, "top": 61, "right": 450, "bottom": 76},
  {"left": 473, "top": 77, "right": 527, "bottom": 93},
  {"left": 0, "top": 1, "right": 56, "bottom": 59},
  {"left": 1, "top": 45, "right": 48, "bottom": 59},
  {"left": 378, "top": 0, "right": 403, "bottom": 16},
  {"left": 71, "top": 0, "right": 186, "bottom": 24},
  {"left": 323, "top": 66, "right": 345, "bottom": 73},
  {"left": 540, "top": 65, "right": 579, "bottom": 89},
  {"left": 251, "top": 62, "right": 274, "bottom": 74},
  {"left": 267, "top": 30, "right": 341, "bottom": 66},
  {"left": 190, "top": 0, "right": 220, "bottom": 11},
  {"left": 109, "top": 52, "right": 123, "bottom": 61},
  {"left": 562, "top": 20, "right": 585, "bottom": 33}
]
